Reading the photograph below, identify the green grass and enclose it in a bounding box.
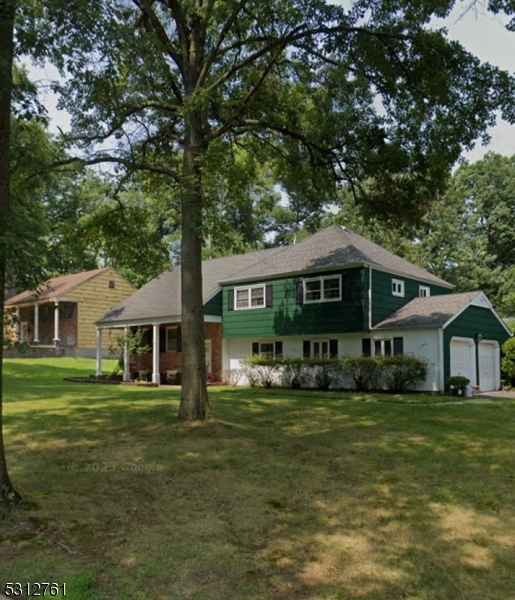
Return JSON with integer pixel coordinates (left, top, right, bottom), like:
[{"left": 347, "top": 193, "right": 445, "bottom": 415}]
[{"left": 2, "top": 358, "right": 515, "bottom": 599}]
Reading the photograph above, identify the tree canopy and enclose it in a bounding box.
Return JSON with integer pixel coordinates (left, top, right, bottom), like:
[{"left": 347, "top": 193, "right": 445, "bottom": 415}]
[{"left": 328, "top": 151, "right": 515, "bottom": 317}]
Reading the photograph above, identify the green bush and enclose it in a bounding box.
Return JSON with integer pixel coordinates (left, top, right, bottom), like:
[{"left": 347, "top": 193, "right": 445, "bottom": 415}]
[
  {"left": 378, "top": 356, "right": 429, "bottom": 393},
  {"left": 241, "top": 354, "right": 281, "bottom": 388},
  {"left": 342, "top": 355, "right": 428, "bottom": 393},
  {"left": 240, "top": 353, "right": 428, "bottom": 393},
  {"left": 501, "top": 337, "right": 515, "bottom": 384},
  {"left": 304, "top": 357, "right": 343, "bottom": 391},
  {"left": 447, "top": 375, "right": 470, "bottom": 396},
  {"left": 342, "top": 356, "right": 378, "bottom": 391},
  {"left": 281, "top": 357, "right": 309, "bottom": 389}
]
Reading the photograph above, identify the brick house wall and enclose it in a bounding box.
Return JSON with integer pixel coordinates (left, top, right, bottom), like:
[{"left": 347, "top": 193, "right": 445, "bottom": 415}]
[{"left": 131, "top": 322, "right": 222, "bottom": 381}]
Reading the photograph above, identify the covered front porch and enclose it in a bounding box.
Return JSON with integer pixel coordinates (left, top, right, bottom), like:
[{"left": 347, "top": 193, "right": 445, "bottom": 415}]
[
  {"left": 8, "top": 301, "right": 77, "bottom": 347},
  {"left": 95, "top": 318, "right": 222, "bottom": 385}
]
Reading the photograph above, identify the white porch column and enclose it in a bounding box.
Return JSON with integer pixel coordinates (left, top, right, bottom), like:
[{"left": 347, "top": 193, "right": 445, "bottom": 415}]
[
  {"left": 96, "top": 328, "right": 103, "bottom": 376},
  {"left": 15, "top": 307, "right": 20, "bottom": 340},
  {"left": 53, "top": 302, "right": 60, "bottom": 345},
  {"left": 152, "top": 324, "right": 160, "bottom": 384},
  {"left": 123, "top": 325, "right": 131, "bottom": 382},
  {"left": 33, "top": 304, "right": 40, "bottom": 343}
]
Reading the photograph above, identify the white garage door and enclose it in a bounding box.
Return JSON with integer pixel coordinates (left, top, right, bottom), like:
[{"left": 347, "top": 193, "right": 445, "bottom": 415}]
[
  {"left": 478, "top": 341, "right": 498, "bottom": 392},
  {"left": 450, "top": 338, "right": 475, "bottom": 389}
]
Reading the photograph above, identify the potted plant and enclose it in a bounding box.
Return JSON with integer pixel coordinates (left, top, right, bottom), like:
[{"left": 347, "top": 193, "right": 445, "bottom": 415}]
[{"left": 447, "top": 375, "right": 470, "bottom": 396}]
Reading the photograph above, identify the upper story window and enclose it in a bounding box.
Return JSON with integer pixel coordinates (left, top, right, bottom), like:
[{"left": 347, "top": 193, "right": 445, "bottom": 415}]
[
  {"left": 304, "top": 275, "right": 341, "bottom": 303},
  {"left": 419, "top": 285, "right": 430, "bottom": 297},
  {"left": 235, "top": 285, "right": 265, "bottom": 310},
  {"left": 392, "top": 278, "right": 405, "bottom": 297}
]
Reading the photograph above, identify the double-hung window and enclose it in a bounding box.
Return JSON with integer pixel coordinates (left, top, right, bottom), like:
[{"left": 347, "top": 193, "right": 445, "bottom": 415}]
[
  {"left": 392, "top": 278, "right": 405, "bottom": 297},
  {"left": 235, "top": 285, "right": 265, "bottom": 309},
  {"left": 419, "top": 285, "right": 430, "bottom": 297},
  {"left": 304, "top": 275, "right": 341, "bottom": 303}
]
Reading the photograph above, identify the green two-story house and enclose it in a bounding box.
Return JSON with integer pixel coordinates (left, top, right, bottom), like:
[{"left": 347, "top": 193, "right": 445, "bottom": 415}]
[
  {"left": 96, "top": 224, "right": 510, "bottom": 392},
  {"left": 220, "top": 225, "right": 510, "bottom": 392}
]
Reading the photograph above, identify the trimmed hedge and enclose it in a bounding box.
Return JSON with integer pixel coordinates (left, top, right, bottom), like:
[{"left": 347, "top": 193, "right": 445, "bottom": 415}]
[{"left": 240, "top": 354, "right": 428, "bottom": 393}]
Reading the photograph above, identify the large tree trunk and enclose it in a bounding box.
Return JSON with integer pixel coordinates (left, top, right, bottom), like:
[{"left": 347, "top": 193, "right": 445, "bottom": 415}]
[
  {"left": 0, "top": 0, "right": 21, "bottom": 513},
  {"left": 177, "top": 111, "right": 210, "bottom": 421}
]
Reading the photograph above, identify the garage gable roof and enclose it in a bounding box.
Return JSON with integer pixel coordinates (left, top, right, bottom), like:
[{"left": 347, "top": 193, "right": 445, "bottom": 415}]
[{"left": 372, "top": 291, "right": 506, "bottom": 331}]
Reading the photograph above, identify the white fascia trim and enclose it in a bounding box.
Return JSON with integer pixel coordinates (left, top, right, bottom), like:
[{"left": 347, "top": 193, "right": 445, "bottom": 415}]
[
  {"left": 96, "top": 314, "right": 221, "bottom": 329},
  {"left": 365, "top": 262, "right": 454, "bottom": 290},
  {"left": 96, "top": 316, "right": 180, "bottom": 329},
  {"left": 442, "top": 293, "right": 513, "bottom": 336},
  {"left": 218, "top": 262, "right": 365, "bottom": 286}
]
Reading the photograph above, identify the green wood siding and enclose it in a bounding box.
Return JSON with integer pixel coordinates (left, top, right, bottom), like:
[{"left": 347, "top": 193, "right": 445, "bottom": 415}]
[
  {"left": 371, "top": 270, "right": 450, "bottom": 327},
  {"left": 443, "top": 305, "right": 510, "bottom": 387},
  {"left": 222, "top": 268, "right": 366, "bottom": 338},
  {"left": 204, "top": 290, "right": 222, "bottom": 316}
]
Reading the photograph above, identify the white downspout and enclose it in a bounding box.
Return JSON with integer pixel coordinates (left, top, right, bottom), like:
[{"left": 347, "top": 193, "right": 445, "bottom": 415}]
[
  {"left": 437, "top": 328, "right": 444, "bottom": 391},
  {"left": 368, "top": 266, "right": 373, "bottom": 330}
]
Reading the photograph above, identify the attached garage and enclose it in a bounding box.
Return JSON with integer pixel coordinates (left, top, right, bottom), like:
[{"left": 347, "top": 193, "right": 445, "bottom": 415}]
[
  {"left": 478, "top": 340, "right": 499, "bottom": 392},
  {"left": 373, "top": 290, "right": 511, "bottom": 392},
  {"left": 450, "top": 337, "right": 476, "bottom": 389}
]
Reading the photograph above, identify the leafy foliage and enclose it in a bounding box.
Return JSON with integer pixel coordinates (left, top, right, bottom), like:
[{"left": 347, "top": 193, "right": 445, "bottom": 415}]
[
  {"left": 446, "top": 375, "right": 470, "bottom": 395},
  {"left": 501, "top": 338, "right": 515, "bottom": 383},
  {"left": 343, "top": 356, "right": 428, "bottom": 393}
]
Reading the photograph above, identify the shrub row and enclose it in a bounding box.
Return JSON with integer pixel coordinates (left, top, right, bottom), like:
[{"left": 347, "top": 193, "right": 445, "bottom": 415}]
[{"left": 240, "top": 354, "right": 428, "bottom": 393}]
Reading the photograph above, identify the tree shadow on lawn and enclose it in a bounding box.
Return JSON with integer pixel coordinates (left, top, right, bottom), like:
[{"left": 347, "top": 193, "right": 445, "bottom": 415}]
[{"left": 3, "top": 387, "right": 515, "bottom": 599}]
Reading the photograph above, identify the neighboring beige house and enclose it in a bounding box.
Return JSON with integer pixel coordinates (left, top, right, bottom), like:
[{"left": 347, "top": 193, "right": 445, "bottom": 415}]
[{"left": 5, "top": 267, "right": 136, "bottom": 357}]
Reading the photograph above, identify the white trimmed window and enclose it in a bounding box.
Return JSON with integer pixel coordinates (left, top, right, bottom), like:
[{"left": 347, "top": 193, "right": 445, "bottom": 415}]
[
  {"left": 166, "top": 326, "right": 179, "bottom": 352},
  {"left": 392, "top": 278, "right": 405, "bottom": 297},
  {"left": 304, "top": 275, "right": 341, "bottom": 303},
  {"left": 419, "top": 285, "right": 430, "bottom": 297},
  {"left": 312, "top": 340, "right": 330, "bottom": 358},
  {"left": 374, "top": 339, "right": 392, "bottom": 357},
  {"left": 235, "top": 285, "right": 265, "bottom": 309},
  {"left": 252, "top": 341, "right": 282, "bottom": 357}
]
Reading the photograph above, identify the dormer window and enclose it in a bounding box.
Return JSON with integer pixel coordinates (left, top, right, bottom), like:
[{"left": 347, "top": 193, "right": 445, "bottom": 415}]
[
  {"left": 419, "top": 285, "right": 430, "bottom": 297},
  {"left": 392, "top": 278, "right": 404, "bottom": 297}
]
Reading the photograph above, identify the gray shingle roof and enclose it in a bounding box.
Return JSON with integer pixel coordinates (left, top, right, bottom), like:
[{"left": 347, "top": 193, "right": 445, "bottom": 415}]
[
  {"left": 97, "top": 246, "right": 284, "bottom": 324},
  {"left": 373, "top": 291, "right": 482, "bottom": 330},
  {"left": 219, "top": 225, "right": 452, "bottom": 287},
  {"left": 98, "top": 225, "right": 452, "bottom": 326}
]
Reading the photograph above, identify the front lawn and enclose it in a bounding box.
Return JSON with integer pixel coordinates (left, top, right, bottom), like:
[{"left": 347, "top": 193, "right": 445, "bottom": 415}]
[{"left": 1, "top": 358, "right": 515, "bottom": 599}]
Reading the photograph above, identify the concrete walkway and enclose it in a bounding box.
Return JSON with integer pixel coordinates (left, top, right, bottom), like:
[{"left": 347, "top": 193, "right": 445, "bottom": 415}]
[{"left": 477, "top": 390, "right": 515, "bottom": 399}]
